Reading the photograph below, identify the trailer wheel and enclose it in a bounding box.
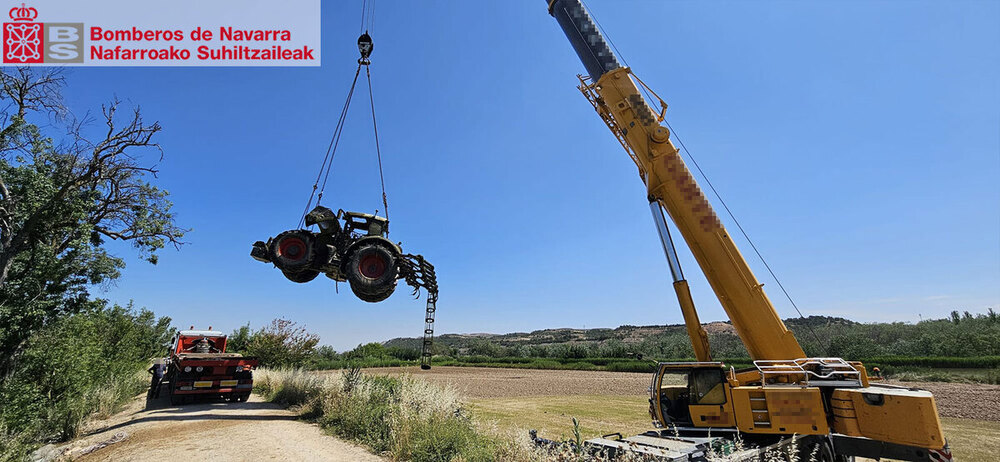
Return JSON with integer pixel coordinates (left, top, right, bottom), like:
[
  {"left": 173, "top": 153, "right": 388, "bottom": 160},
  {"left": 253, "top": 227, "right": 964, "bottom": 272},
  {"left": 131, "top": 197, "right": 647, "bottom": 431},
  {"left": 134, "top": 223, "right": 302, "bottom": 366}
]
[{"left": 346, "top": 243, "right": 398, "bottom": 292}]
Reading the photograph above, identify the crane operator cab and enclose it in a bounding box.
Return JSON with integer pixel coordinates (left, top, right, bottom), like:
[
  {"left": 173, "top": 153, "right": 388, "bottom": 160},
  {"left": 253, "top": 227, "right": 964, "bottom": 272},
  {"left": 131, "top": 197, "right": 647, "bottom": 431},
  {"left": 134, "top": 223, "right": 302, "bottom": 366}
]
[{"left": 649, "top": 362, "right": 735, "bottom": 429}]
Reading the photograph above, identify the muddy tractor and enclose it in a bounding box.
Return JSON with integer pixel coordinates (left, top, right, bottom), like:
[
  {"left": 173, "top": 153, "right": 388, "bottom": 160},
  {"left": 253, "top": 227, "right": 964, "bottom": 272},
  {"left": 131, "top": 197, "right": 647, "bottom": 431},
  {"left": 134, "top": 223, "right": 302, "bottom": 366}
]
[{"left": 252, "top": 206, "right": 432, "bottom": 303}]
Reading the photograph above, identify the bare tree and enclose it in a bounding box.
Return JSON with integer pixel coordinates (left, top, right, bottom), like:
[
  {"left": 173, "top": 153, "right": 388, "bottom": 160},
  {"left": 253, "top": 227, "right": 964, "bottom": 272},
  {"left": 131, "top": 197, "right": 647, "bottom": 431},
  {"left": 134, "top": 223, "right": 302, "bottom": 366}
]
[{"left": 0, "top": 68, "right": 187, "bottom": 373}]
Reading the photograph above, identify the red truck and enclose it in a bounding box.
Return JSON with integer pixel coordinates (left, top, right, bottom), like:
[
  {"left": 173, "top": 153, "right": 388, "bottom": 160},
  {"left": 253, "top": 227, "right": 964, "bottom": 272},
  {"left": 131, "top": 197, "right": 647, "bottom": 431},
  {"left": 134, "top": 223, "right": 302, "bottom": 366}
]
[{"left": 164, "top": 328, "right": 258, "bottom": 405}]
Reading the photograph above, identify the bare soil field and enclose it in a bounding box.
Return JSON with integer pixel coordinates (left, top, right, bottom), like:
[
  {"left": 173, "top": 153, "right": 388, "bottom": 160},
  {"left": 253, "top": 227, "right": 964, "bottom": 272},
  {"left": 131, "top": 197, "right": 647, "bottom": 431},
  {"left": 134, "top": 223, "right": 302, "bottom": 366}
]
[
  {"left": 360, "top": 366, "right": 649, "bottom": 398},
  {"left": 62, "top": 392, "right": 384, "bottom": 461},
  {"left": 884, "top": 380, "right": 1000, "bottom": 422},
  {"left": 365, "top": 366, "right": 1000, "bottom": 422}
]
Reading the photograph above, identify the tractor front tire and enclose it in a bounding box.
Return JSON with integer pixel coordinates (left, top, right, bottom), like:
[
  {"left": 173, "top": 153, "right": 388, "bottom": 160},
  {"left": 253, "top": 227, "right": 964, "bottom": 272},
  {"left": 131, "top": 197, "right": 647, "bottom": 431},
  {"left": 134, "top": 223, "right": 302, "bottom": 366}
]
[{"left": 346, "top": 243, "right": 398, "bottom": 295}]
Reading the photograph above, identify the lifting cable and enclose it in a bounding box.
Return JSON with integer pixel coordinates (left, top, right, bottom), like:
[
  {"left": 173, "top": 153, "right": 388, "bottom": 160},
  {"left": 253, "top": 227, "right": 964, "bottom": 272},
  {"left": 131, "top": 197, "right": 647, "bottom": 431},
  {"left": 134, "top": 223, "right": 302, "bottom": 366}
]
[
  {"left": 298, "top": 0, "right": 388, "bottom": 227},
  {"left": 298, "top": 63, "right": 363, "bottom": 228},
  {"left": 366, "top": 62, "right": 389, "bottom": 219},
  {"left": 580, "top": 0, "right": 826, "bottom": 354}
]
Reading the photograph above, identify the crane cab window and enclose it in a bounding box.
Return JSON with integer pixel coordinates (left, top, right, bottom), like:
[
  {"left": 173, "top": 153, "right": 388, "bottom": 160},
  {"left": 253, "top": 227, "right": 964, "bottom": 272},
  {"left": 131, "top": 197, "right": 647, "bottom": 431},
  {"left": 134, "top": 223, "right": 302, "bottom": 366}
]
[
  {"left": 689, "top": 368, "right": 726, "bottom": 405},
  {"left": 655, "top": 370, "right": 691, "bottom": 425}
]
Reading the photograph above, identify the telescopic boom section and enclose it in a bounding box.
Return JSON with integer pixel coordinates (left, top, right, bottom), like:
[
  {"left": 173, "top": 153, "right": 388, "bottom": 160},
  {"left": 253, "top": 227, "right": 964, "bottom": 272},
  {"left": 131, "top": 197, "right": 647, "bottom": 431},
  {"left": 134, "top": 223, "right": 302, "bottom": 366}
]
[{"left": 546, "top": 0, "right": 804, "bottom": 361}]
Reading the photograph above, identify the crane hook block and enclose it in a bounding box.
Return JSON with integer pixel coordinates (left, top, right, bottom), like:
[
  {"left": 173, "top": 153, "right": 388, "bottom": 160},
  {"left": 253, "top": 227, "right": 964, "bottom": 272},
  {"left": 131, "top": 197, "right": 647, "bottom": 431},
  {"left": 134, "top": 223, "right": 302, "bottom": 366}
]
[{"left": 358, "top": 32, "right": 373, "bottom": 63}]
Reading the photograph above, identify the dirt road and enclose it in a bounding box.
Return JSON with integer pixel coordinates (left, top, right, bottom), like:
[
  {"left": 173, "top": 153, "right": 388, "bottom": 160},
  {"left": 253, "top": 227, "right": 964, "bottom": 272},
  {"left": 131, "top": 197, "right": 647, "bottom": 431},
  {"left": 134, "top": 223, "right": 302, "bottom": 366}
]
[{"left": 67, "top": 392, "right": 383, "bottom": 461}]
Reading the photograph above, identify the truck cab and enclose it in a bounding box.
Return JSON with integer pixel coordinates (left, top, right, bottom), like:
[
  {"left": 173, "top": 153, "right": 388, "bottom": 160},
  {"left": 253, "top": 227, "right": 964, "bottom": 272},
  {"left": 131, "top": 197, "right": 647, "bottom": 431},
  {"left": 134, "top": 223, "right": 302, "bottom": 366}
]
[
  {"left": 172, "top": 329, "right": 227, "bottom": 354},
  {"left": 165, "top": 329, "right": 258, "bottom": 404}
]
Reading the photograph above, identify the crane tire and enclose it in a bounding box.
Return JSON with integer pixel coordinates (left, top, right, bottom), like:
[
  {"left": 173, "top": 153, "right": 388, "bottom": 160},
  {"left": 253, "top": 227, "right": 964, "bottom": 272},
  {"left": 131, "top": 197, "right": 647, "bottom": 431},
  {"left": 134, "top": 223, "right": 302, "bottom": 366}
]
[
  {"left": 282, "top": 269, "right": 320, "bottom": 283},
  {"left": 801, "top": 438, "right": 839, "bottom": 462},
  {"left": 346, "top": 243, "right": 398, "bottom": 291}
]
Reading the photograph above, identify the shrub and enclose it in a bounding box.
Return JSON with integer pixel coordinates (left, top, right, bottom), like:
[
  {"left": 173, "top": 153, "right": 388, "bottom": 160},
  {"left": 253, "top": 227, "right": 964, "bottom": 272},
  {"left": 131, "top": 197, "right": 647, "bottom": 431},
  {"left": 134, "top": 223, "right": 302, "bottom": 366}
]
[
  {"left": 0, "top": 303, "right": 172, "bottom": 461},
  {"left": 246, "top": 319, "right": 320, "bottom": 368}
]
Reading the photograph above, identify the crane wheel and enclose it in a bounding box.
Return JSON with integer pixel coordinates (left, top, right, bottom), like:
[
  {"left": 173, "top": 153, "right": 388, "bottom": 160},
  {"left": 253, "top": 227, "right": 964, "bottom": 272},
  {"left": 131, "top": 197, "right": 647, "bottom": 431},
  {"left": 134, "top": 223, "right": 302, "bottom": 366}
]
[
  {"left": 272, "top": 230, "right": 315, "bottom": 271},
  {"left": 282, "top": 269, "right": 320, "bottom": 283},
  {"left": 346, "top": 243, "right": 398, "bottom": 292},
  {"left": 802, "top": 438, "right": 845, "bottom": 462}
]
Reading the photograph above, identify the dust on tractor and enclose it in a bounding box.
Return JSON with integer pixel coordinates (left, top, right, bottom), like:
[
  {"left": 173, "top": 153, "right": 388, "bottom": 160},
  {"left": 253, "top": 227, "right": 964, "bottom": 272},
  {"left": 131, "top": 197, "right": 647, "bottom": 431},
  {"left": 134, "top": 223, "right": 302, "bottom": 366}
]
[{"left": 251, "top": 205, "right": 436, "bottom": 303}]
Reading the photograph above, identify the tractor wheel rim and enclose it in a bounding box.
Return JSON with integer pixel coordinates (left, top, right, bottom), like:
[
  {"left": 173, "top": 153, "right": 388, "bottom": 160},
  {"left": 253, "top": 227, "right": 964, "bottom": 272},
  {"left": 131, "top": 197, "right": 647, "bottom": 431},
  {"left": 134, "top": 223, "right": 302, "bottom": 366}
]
[
  {"left": 359, "top": 253, "right": 387, "bottom": 279},
  {"left": 277, "top": 237, "right": 307, "bottom": 261}
]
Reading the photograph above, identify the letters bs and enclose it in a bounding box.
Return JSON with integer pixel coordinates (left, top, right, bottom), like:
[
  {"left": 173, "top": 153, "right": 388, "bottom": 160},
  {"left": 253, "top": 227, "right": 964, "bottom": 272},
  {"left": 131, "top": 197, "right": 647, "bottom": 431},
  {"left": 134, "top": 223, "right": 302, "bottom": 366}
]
[{"left": 45, "top": 23, "right": 83, "bottom": 63}]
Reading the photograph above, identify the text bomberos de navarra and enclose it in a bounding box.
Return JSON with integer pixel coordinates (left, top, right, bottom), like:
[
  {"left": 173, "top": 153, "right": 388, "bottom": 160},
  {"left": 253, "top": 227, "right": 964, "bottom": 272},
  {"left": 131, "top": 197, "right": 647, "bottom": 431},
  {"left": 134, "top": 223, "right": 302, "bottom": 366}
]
[{"left": 88, "top": 26, "right": 315, "bottom": 61}]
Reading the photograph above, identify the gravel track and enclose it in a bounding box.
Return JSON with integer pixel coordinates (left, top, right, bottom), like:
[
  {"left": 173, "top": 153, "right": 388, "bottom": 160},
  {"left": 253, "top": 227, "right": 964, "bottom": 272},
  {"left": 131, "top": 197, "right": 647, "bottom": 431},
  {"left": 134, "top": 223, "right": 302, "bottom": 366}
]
[{"left": 69, "top": 392, "right": 384, "bottom": 461}]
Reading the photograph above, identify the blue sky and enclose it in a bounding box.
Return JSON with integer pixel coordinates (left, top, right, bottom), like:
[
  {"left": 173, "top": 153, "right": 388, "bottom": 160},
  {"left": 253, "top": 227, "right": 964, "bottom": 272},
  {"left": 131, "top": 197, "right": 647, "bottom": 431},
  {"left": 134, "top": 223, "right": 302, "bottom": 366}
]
[{"left": 59, "top": 1, "right": 999, "bottom": 350}]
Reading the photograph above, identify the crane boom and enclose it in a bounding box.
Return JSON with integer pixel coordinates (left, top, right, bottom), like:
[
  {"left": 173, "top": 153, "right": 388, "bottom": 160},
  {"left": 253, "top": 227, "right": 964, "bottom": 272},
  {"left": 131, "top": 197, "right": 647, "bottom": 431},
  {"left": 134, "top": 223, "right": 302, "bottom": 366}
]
[{"left": 546, "top": 0, "right": 804, "bottom": 361}]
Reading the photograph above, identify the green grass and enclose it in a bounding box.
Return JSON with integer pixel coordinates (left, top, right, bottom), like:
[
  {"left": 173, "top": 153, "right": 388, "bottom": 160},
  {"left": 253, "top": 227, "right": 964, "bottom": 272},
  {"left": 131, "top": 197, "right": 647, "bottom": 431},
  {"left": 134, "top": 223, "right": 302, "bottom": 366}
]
[{"left": 883, "top": 367, "right": 1000, "bottom": 384}]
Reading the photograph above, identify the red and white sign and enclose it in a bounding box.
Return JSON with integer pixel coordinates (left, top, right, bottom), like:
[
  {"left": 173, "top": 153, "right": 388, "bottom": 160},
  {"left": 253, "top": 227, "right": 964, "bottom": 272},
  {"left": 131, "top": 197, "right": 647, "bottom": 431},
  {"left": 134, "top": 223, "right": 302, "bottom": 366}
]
[{"left": 2, "top": 0, "right": 320, "bottom": 66}]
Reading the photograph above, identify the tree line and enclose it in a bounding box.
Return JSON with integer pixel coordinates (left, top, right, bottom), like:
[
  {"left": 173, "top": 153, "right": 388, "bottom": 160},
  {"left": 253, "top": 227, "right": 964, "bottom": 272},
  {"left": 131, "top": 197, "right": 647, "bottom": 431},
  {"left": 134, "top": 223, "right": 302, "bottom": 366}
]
[{"left": 377, "top": 309, "right": 1000, "bottom": 363}]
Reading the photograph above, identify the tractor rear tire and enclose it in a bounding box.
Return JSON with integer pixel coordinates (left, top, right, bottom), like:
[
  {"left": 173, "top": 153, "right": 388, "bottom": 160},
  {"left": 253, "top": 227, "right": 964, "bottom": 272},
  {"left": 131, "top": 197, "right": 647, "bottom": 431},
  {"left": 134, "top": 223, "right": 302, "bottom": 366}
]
[
  {"left": 282, "top": 269, "right": 320, "bottom": 283},
  {"left": 346, "top": 243, "right": 398, "bottom": 293},
  {"left": 271, "top": 230, "right": 316, "bottom": 271},
  {"left": 350, "top": 279, "right": 397, "bottom": 303}
]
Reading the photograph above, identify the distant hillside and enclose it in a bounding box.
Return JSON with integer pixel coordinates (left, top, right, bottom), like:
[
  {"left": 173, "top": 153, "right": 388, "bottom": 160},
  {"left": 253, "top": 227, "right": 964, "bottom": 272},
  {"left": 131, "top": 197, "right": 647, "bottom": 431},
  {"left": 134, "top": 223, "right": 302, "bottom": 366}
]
[{"left": 384, "top": 316, "right": 856, "bottom": 357}]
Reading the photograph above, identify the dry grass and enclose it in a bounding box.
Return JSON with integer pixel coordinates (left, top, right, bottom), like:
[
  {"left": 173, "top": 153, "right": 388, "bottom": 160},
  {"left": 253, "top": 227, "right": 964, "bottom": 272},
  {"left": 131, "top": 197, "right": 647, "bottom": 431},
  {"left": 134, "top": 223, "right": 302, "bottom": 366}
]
[
  {"left": 470, "top": 395, "right": 651, "bottom": 441},
  {"left": 938, "top": 417, "right": 1000, "bottom": 461}
]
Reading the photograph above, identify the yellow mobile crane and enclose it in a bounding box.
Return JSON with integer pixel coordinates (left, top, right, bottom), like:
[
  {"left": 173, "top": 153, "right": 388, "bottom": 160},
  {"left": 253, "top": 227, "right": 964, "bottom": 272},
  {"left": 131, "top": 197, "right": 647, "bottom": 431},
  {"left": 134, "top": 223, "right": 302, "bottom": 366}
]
[{"left": 540, "top": 1, "right": 952, "bottom": 460}]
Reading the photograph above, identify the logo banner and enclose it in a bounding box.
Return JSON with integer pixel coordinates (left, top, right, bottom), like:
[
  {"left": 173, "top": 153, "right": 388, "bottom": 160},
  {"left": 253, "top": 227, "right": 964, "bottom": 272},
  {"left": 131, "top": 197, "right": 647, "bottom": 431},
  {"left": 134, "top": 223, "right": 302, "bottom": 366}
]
[{"left": 3, "top": 0, "right": 321, "bottom": 66}]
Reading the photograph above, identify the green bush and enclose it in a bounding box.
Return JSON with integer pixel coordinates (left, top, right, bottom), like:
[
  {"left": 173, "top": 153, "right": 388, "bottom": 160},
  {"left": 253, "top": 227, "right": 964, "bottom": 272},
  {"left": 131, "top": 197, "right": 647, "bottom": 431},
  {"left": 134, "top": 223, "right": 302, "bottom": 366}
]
[
  {"left": 401, "top": 414, "right": 480, "bottom": 462},
  {"left": 983, "top": 368, "right": 1000, "bottom": 385},
  {"left": 0, "top": 303, "right": 172, "bottom": 461},
  {"left": 245, "top": 319, "right": 320, "bottom": 368}
]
